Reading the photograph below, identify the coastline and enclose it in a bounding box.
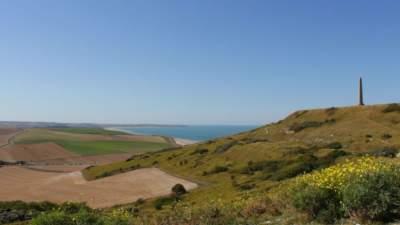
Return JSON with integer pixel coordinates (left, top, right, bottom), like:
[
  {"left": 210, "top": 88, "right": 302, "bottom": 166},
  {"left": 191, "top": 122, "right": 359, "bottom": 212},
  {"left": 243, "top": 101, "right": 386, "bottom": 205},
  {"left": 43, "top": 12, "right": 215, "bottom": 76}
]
[{"left": 104, "top": 127, "right": 198, "bottom": 146}]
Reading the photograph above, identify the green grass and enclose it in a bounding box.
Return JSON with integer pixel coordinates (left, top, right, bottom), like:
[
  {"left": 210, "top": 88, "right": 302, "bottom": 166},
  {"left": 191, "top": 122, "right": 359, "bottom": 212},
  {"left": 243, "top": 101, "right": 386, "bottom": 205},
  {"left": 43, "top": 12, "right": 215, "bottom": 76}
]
[
  {"left": 14, "top": 128, "right": 172, "bottom": 156},
  {"left": 50, "top": 127, "right": 128, "bottom": 135},
  {"left": 56, "top": 140, "right": 170, "bottom": 155}
]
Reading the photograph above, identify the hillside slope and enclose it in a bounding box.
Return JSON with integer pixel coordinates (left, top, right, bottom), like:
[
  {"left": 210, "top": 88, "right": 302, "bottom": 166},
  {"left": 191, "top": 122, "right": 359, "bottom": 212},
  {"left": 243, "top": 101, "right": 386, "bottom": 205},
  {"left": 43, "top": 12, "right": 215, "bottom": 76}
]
[{"left": 83, "top": 103, "right": 400, "bottom": 210}]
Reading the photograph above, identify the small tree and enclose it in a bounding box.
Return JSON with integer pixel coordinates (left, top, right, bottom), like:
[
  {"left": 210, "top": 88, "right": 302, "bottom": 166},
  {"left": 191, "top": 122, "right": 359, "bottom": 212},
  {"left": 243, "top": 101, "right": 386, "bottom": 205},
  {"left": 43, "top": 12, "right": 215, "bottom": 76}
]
[{"left": 172, "top": 183, "right": 187, "bottom": 196}]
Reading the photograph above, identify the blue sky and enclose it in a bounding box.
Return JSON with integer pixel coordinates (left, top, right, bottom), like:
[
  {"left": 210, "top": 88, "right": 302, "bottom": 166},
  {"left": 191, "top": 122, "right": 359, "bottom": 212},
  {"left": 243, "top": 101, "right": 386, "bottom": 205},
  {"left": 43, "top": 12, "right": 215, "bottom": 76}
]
[{"left": 0, "top": 0, "right": 399, "bottom": 125}]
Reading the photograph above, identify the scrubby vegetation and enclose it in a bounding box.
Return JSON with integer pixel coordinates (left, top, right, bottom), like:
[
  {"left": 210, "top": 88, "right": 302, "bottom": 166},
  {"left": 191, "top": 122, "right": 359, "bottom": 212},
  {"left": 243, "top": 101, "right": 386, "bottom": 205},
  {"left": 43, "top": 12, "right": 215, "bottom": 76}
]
[
  {"left": 289, "top": 119, "right": 335, "bottom": 132},
  {"left": 289, "top": 157, "right": 400, "bottom": 223},
  {"left": 171, "top": 183, "right": 187, "bottom": 196},
  {"left": 0, "top": 202, "right": 93, "bottom": 225},
  {"left": 368, "top": 147, "right": 398, "bottom": 158},
  {"left": 325, "top": 107, "right": 338, "bottom": 116},
  {"left": 214, "top": 140, "right": 238, "bottom": 153},
  {"left": 31, "top": 204, "right": 132, "bottom": 225},
  {"left": 0, "top": 201, "right": 57, "bottom": 224},
  {"left": 83, "top": 163, "right": 141, "bottom": 180},
  {"left": 383, "top": 103, "right": 400, "bottom": 113},
  {"left": 203, "top": 165, "right": 229, "bottom": 175},
  {"left": 382, "top": 133, "right": 392, "bottom": 140}
]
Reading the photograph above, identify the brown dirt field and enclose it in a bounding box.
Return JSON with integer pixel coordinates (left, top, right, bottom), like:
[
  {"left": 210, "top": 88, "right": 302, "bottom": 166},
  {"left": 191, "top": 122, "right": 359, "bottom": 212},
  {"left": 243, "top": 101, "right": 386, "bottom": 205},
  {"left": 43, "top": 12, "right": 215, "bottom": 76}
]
[
  {"left": 0, "top": 167, "right": 197, "bottom": 208},
  {"left": 0, "top": 128, "right": 19, "bottom": 135},
  {"left": 0, "top": 143, "right": 77, "bottom": 162}
]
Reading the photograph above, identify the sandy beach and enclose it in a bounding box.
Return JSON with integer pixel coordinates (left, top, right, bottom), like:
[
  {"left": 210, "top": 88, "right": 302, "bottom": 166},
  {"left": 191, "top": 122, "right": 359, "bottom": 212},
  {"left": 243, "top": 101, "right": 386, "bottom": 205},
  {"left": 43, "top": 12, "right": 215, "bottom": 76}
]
[
  {"left": 105, "top": 127, "right": 198, "bottom": 146},
  {"left": 173, "top": 137, "right": 198, "bottom": 146}
]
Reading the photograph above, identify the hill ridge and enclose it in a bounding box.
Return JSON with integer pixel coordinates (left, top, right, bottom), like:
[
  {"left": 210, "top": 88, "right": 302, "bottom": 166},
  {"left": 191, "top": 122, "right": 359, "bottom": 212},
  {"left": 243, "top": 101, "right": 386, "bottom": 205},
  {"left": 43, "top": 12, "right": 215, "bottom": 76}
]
[{"left": 82, "top": 103, "right": 400, "bottom": 210}]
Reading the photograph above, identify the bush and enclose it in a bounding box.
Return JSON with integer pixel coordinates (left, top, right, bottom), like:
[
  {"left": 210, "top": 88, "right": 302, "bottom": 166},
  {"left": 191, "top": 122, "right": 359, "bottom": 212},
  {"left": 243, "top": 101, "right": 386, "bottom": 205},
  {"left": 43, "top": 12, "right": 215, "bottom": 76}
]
[
  {"left": 291, "top": 182, "right": 341, "bottom": 223},
  {"left": 204, "top": 165, "right": 229, "bottom": 175},
  {"left": 210, "top": 165, "right": 229, "bottom": 174},
  {"left": 269, "top": 161, "right": 315, "bottom": 181},
  {"left": 0, "top": 201, "right": 58, "bottom": 224},
  {"left": 341, "top": 171, "right": 400, "bottom": 222},
  {"left": 325, "top": 142, "right": 343, "bottom": 150},
  {"left": 31, "top": 211, "right": 74, "bottom": 225},
  {"left": 383, "top": 103, "right": 400, "bottom": 113},
  {"left": 58, "top": 202, "right": 90, "bottom": 214},
  {"left": 135, "top": 198, "right": 145, "bottom": 205},
  {"left": 291, "top": 110, "right": 308, "bottom": 118},
  {"left": 289, "top": 121, "right": 323, "bottom": 132},
  {"left": 289, "top": 157, "right": 400, "bottom": 223},
  {"left": 241, "top": 137, "right": 269, "bottom": 144},
  {"left": 382, "top": 133, "right": 392, "bottom": 140},
  {"left": 369, "top": 147, "right": 398, "bottom": 158},
  {"left": 241, "top": 160, "right": 279, "bottom": 175},
  {"left": 191, "top": 148, "right": 209, "bottom": 155},
  {"left": 325, "top": 107, "right": 337, "bottom": 116},
  {"left": 214, "top": 141, "right": 238, "bottom": 153},
  {"left": 238, "top": 183, "right": 256, "bottom": 191},
  {"left": 102, "top": 215, "right": 130, "bottom": 225},
  {"left": 171, "top": 184, "right": 187, "bottom": 196},
  {"left": 31, "top": 208, "right": 131, "bottom": 225},
  {"left": 73, "top": 210, "right": 104, "bottom": 225},
  {"left": 153, "top": 196, "right": 177, "bottom": 210}
]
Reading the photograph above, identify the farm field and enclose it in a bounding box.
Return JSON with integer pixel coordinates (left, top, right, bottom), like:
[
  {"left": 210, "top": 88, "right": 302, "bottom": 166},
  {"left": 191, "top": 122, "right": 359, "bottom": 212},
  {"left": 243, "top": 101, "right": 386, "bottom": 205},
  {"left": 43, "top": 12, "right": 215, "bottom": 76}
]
[
  {"left": 0, "top": 127, "right": 198, "bottom": 209},
  {"left": 11, "top": 128, "right": 172, "bottom": 156},
  {"left": 49, "top": 127, "right": 128, "bottom": 135},
  {"left": 0, "top": 166, "right": 197, "bottom": 208},
  {"left": 0, "top": 142, "right": 77, "bottom": 162}
]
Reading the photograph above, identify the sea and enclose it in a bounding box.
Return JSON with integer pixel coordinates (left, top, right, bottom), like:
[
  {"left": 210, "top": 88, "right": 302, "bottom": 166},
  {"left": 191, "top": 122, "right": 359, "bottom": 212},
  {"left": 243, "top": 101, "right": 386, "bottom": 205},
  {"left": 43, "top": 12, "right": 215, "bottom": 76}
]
[{"left": 114, "top": 125, "right": 258, "bottom": 141}]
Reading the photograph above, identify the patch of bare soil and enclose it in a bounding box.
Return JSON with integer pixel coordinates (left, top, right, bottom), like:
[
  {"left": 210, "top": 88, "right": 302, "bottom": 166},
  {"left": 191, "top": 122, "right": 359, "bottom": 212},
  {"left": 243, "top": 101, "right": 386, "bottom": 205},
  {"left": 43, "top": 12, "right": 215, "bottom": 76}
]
[
  {"left": 0, "top": 143, "right": 77, "bottom": 162},
  {"left": 0, "top": 128, "right": 19, "bottom": 136},
  {"left": 0, "top": 167, "right": 197, "bottom": 208}
]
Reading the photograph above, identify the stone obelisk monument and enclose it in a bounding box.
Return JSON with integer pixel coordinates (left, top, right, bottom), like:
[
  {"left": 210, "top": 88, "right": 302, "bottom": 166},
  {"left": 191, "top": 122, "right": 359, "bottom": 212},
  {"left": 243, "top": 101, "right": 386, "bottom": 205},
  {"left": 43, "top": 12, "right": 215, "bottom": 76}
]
[{"left": 359, "top": 77, "right": 364, "bottom": 106}]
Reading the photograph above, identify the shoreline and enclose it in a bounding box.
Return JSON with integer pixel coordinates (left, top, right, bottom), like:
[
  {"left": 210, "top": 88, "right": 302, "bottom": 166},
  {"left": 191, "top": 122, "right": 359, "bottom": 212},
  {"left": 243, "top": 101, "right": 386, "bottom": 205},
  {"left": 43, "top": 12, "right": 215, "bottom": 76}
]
[{"left": 105, "top": 127, "right": 198, "bottom": 146}]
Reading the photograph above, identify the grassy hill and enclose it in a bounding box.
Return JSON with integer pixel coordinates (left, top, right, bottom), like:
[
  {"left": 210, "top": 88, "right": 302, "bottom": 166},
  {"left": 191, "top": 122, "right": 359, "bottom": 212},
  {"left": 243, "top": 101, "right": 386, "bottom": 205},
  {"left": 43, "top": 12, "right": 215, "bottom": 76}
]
[{"left": 83, "top": 104, "right": 400, "bottom": 211}]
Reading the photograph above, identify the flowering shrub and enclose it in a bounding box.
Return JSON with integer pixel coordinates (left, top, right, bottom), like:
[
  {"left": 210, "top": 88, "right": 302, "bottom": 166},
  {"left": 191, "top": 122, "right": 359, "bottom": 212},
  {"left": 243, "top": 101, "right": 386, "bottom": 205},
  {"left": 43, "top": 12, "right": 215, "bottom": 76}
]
[
  {"left": 139, "top": 196, "right": 275, "bottom": 225},
  {"left": 31, "top": 207, "right": 132, "bottom": 225},
  {"left": 290, "top": 157, "right": 400, "bottom": 222},
  {"left": 31, "top": 211, "right": 74, "bottom": 225}
]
